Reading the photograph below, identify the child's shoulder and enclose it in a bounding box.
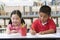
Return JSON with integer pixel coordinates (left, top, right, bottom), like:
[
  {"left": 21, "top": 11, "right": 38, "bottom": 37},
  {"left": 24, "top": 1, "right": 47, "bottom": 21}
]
[
  {"left": 48, "top": 18, "right": 54, "bottom": 22},
  {"left": 33, "top": 18, "right": 40, "bottom": 23},
  {"left": 7, "top": 24, "right": 12, "bottom": 27}
]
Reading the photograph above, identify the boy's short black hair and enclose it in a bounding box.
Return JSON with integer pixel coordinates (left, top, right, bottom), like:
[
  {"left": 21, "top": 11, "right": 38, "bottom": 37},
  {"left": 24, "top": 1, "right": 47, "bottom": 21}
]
[{"left": 39, "top": 5, "right": 51, "bottom": 16}]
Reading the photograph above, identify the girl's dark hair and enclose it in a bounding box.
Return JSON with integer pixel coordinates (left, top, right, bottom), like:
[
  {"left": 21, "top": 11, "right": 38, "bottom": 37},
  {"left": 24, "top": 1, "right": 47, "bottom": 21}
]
[
  {"left": 39, "top": 5, "right": 51, "bottom": 16},
  {"left": 9, "top": 10, "right": 25, "bottom": 24}
]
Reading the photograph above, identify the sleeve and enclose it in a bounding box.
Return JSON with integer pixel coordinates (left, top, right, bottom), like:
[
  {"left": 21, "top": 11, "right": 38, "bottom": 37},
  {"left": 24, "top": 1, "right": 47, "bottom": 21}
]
[
  {"left": 30, "top": 20, "right": 38, "bottom": 32},
  {"left": 6, "top": 24, "right": 11, "bottom": 31},
  {"left": 49, "top": 20, "right": 56, "bottom": 32},
  {"left": 6, "top": 24, "right": 11, "bottom": 33}
]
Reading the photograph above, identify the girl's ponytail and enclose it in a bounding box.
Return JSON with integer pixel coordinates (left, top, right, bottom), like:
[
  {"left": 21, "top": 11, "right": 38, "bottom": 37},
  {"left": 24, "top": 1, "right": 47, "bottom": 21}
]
[{"left": 21, "top": 18, "right": 25, "bottom": 24}]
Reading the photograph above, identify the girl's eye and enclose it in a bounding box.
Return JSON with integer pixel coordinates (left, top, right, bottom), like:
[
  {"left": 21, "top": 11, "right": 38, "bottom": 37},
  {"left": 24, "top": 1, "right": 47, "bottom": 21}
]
[
  {"left": 16, "top": 18, "right": 19, "bottom": 20},
  {"left": 12, "top": 18, "right": 19, "bottom": 19},
  {"left": 11, "top": 18, "right": 14, "bottom": 20}
]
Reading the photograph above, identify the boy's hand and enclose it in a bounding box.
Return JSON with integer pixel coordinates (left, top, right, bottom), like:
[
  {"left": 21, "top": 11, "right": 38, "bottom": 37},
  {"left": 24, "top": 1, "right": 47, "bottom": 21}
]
[
  {"left": 39, "top": 32, "right": 45, "bottom": 35},
  {"left": 30, "top": 30, "right": 36, "bottom": 35}
]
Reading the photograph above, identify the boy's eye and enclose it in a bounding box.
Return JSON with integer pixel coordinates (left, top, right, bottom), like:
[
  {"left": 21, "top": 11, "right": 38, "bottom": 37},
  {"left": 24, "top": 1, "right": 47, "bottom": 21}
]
[
  {"left": 40, "top": 15, "right": 42, "bottom": 17},
  {"left": 40, "top": 15, "right": 44, "bottom": 17},
  {"left": 40, "top": 15, "right": 47, "bottom": 18},
  {"left": 44, "top": 16, "right": 47, "bottom": 18}
]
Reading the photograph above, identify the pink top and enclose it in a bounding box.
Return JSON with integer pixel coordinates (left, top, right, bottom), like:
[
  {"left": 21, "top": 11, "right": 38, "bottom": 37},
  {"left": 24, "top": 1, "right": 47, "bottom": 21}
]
[{"left": 7, "top": 24, "right": 21, "bottom": 33}]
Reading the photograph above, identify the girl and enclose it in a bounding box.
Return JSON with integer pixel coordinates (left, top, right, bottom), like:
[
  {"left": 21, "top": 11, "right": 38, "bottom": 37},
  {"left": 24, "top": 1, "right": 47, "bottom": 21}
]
[{"left": 6, "top": 10, "right": 26, "bottom": 34}]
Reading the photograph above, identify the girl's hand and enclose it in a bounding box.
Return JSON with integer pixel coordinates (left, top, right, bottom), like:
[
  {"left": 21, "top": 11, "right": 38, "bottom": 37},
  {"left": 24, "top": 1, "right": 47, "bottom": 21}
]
[
  {"left": 11, "top": 30, "right": 18, "bottom": 33},
  {"left": 30, "top": 30, "right": 36, "bottom": 35}
]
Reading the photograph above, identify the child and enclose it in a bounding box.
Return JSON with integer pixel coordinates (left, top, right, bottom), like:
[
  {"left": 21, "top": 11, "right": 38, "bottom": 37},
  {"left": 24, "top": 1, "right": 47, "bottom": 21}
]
[
  {"left": 6, "top": 10, "right": 26, "bottom": 34},
  {"left": 30, "top": 5, "right": 56, "bottom": 35}
]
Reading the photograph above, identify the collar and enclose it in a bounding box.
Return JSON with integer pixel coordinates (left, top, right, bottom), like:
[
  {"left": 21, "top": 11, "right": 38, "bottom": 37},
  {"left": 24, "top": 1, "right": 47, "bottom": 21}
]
[{"left": 42, "top": 22, "right": 47, "bottom": 25}]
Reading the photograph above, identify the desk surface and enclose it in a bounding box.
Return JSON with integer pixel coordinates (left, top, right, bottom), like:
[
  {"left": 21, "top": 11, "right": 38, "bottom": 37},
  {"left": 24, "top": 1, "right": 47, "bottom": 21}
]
[
  {"left": 0, "top": 28, "right": 60, "bottom": 38},
  {"left": 0, "top": 27, "right": 60, "bottom": 38},
  {"left": 0, "top": 32, "right": 60, "bottom": 38}
]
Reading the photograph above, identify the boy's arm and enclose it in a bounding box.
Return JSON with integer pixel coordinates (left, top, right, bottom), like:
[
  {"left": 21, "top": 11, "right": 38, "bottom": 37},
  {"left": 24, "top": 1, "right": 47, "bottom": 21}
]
[
  {"left": 30, "top": 22, "right": 37, "bottom": 35},
  {"left": 29, "top": 29, "right": 36, "bottom": 35},
  {"left": 39, "top": 29, "right": 55, "bottom": 35},
  {"left": 39, "top": 20, "right": 56, "bottom": 35}
]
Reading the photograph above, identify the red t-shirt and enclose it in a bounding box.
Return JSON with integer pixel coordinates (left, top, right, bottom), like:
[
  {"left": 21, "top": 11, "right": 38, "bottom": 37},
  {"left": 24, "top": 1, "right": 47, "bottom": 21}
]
[{"left": 31, "top": 18, "right": 56, "bottom": 33}]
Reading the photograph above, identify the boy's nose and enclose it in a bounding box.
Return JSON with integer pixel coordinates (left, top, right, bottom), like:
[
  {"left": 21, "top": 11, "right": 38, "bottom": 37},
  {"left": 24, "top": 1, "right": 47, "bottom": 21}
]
[
  {"left": 41, "top": 17, "right": 44, "bottom": 20},
  {"left": 41, "top": 17, "right": 45, "bottom": 22}
]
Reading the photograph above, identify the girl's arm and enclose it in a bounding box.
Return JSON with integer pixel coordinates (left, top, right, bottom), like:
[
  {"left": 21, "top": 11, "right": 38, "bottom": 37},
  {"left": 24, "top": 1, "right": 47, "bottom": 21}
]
[
  {"left": 10, "top": 30, "right": 18, "bottom": 33},
  {"left": 6, "top": 26, "right": 11, "bottom": 34},
  {"left": 6, "top": 27, "right": 18, "bottom": 34}
]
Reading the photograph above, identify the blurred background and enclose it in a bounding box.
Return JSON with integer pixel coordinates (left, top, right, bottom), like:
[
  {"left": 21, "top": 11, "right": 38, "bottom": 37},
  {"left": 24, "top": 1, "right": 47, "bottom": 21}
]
[{"left": 0, "top": 0, "right": 59, "bottom": 33}]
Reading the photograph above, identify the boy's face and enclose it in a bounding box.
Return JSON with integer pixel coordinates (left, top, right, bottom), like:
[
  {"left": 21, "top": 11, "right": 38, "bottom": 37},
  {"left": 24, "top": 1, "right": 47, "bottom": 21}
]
[
  {"left": 11, "top": 14, "right": 21, "bottom": 26},
  {"left": 39, "top": 12, "right": 49, "bottom": 23}
]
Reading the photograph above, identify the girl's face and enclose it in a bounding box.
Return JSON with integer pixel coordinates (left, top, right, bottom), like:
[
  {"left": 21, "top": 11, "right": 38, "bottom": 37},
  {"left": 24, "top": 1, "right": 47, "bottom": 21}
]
[
  {"left": 11, "top": 14, "right": 21, "bottom": 26},
  {"left": 39, "top": 12, "right": 49, "bottom": 23}
]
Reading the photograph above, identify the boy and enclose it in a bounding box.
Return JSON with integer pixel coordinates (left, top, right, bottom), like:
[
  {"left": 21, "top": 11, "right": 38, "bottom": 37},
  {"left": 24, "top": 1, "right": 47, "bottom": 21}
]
[{"left": 30, "top": 5, "right": 56, "bottom": 35}]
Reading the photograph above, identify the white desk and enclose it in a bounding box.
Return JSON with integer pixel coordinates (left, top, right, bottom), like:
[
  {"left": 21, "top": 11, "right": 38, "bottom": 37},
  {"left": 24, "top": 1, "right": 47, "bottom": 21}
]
[
  {"left": 0, "top": 32, "right": 60, "bottom": 38},
  {"left": 0, "top": 27, "right": 60, "bottom": 38}
]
